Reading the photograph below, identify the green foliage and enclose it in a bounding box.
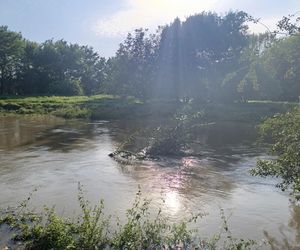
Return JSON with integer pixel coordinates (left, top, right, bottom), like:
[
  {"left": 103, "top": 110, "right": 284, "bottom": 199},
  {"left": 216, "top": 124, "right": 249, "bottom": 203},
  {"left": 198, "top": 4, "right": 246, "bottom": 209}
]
[
  {"left": 276, "top": 13, "right": 300, "bottom": 36},
  {"left": 0, "top": 188, "right": 261, "bottom": 250},
  {"left": 49, "top": 79, "right": 84, "bottom": 96},
  {"left": 0, "top": 28, "right": 107, "bottom": 96},
  {"left": 261, "top": 35, "right": 300, "bottom": 101},
  {"left": 52, "top": 107, "right": 91, "bottom": 119},
  {"left": 1, "top": 13, "right": 300, "bottom": 103},
  {"left": 226, "top": 31, "right": 300, "bottom": 102},
  {"left": 0, "top": 26, "right": 25, "bottom": 95},
  {"left": 75, "top": 185, "right": 109, "bottom": 250},
  {"left": 0, "top": 95, "right": 115, "bottom": 118},
  {"left": 110, "top": 100, "right": 295, "bottom": 161},
  {"left": 101, "top": 11, "right": 300, "bottom": 103},
  {"left": 145, "top": 103, "right": 204, "bottom": 156},
  {"left": 106, "top": 11, "right": 251, "bottom": 102},
  {"left": 251, "top": 107, "right": 300, "bottom": 199},
  {"left": 0, "top": 95, "right": 296, "bottom": 122},
  {"left": 105, "top": 28, "right": 159, "bottom": 101},
  {"left": 111, "top": 190, "right": 168, "bottom": 249},
  {"left": 24, "top": 209, "right": 76, "bottom": 250}
]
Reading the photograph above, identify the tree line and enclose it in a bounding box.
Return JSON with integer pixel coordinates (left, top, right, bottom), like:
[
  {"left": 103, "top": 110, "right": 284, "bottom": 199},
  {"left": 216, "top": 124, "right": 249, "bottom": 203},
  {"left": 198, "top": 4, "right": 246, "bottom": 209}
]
[{"left": 1, "top": 11, "right": 299, "bottom": 102}]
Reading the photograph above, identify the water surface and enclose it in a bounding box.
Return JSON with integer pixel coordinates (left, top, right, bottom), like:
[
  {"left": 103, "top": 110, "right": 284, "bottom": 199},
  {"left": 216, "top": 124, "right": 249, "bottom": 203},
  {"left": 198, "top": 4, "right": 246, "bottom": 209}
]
[{"left": 0, "top": 116, "right": 299, "bottom": 249}]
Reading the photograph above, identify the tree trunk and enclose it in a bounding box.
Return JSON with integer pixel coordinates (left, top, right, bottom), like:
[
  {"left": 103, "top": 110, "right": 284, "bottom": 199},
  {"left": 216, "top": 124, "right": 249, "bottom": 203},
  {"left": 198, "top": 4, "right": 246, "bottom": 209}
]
[
  {"left": 0, "top": 76, "right": 3, "bottom": 95},
  {"left": 0, "top": 66, "right": 5, "bottom": 95}
]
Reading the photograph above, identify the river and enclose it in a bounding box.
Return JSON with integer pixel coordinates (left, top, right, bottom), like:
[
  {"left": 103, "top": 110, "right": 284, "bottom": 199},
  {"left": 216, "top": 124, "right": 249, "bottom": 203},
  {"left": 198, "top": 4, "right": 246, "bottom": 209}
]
[{"left": 0, "top": 115, "right": 299, "bottom": 249}]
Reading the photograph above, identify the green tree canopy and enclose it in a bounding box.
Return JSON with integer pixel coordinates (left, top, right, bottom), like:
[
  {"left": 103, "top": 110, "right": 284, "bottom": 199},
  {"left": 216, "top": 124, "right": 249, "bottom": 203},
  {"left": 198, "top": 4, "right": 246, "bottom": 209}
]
[
  {"left": 252, "top": 108, "right": 300, "bottom": 199},
  {"left": 0, "top": 26, "right": 25, "bottom": 95}
]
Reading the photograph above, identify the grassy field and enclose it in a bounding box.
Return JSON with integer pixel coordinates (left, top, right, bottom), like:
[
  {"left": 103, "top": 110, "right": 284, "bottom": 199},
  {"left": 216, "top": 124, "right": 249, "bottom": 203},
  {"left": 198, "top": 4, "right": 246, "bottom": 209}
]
[{"left": 0, "top": 95, "right": 298, "bottom": 121}]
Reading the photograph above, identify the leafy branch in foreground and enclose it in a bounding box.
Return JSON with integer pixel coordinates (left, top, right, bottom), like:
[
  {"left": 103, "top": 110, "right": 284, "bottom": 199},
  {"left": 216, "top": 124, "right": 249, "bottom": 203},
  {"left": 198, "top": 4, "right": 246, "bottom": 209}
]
[
  {"left": 0, "top": 187, "right": 261, "bottom": 250},
  {"left": 251, "top": 107, "right": 300, "bottom": 199}
]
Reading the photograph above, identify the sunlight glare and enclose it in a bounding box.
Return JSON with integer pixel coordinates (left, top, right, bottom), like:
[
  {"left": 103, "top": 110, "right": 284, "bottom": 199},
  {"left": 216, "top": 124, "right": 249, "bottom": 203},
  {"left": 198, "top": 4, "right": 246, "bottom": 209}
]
[
  {"left": 164, "top": 190, "right": 181, "bottom": 214},
  {"left": 94, "top": 0, "right": 216, "bottom": 37}
]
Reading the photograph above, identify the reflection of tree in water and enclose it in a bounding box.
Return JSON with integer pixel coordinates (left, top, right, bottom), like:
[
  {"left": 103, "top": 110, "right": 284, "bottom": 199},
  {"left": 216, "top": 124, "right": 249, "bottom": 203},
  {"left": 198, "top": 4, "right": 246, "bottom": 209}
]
[
  {"left": 0, "top": 116, "right": 65, "bottom": 150},
  {"left": 110, "top": 117, "right": 260, "bottom": 160},
  {"left": 29, "top": 121, "right": 109, "bottom": 152},
  {"left": 0, "top": 117, "right": 112, "bottom": 153},
  {"left": 191, "top": 121, "right": 258, "bottom": 148},
  {"left": 263, "top": 203, "right": 300, "bottom": 250}
]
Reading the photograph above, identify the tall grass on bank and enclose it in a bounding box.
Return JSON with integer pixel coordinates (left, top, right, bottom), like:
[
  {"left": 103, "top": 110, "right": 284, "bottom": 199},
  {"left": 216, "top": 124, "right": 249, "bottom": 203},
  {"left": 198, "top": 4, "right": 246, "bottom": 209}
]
[
  {"left": 0, "top": 95, "right": 298, "bottom": 121},
  {"left": 0, "top": 95, "right": 116, "bottom": 119},
  {"left": 0, "top": 186, "right": 262, "bottom": 250}
]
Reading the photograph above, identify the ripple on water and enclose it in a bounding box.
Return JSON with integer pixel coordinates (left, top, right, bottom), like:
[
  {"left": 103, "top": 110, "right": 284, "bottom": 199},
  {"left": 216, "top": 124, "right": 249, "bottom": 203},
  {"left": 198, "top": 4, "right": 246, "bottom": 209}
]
[{"left": 0, "top": 117, "right": 300, "bottom": 248}]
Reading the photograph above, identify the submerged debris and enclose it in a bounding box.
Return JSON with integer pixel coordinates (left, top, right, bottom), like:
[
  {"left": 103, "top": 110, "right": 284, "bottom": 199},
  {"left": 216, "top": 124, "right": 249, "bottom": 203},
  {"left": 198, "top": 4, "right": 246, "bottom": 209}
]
[
  {"left": 109, "top": 105, "right": 207, "bottom": 162},
  {"left": 109, "top": 150, "right": 147, "bottom": 164}
]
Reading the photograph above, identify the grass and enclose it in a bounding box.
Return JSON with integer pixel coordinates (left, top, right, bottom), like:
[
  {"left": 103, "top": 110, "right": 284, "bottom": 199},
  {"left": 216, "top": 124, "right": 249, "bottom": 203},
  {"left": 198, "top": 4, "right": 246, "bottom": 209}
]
[
  {"left": 0, "top": 187, "right": 263, "bottom": 250},
  {"left": 0, "top": 95, "right": 298, "bottom": 121},
  {"left": 0, "top": 95, "right": 140, "bottom": 119}
]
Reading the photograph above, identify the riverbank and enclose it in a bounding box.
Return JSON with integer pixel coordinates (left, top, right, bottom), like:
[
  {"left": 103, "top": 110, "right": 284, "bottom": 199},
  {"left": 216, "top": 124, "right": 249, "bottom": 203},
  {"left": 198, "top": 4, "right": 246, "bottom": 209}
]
[
  {"left": 1, "top": 103, "right": 299, "bottom": 249},
  {"left": 0, "top": 189, "right": 261, "bottom": 250},
  {"left": 0, "top": 95, "right": 129, "bottom": 119},
  {"left": 0, "top": 95, "right": 297, "bottom": 121}
]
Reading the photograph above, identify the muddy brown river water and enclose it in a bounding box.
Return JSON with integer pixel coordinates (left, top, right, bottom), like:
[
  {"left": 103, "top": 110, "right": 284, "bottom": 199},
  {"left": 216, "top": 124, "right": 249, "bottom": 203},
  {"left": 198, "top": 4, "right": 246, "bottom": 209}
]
[{"left": 0, "top": 116, "right": 300, "bottom": 249}]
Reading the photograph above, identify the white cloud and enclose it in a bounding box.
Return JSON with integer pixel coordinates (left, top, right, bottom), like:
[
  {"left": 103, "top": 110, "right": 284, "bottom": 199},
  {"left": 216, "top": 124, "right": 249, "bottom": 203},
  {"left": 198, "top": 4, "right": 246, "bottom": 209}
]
[
  {"left": 92, "top": 0, "right": 300, "bottom": 37},
  {"left": 248, "top": 17, "right": 279, "bottom": 34},
  {"left": 93, "top": 0, "right": 217, "bottom": 37}
]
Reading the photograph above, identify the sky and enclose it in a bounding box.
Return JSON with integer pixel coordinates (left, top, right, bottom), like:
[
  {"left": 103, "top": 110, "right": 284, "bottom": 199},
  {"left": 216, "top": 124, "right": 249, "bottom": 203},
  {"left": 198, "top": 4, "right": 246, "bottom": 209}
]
[{"left": 0, "top": 0, "right": 299, "bottom": 57}]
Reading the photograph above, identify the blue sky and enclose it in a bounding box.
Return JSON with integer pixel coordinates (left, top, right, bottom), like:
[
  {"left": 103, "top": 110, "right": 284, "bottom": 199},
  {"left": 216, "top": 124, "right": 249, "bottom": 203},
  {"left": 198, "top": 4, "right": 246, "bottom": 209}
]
[{"left": 0, "top": 0, "right": 299, "bottom": 57}]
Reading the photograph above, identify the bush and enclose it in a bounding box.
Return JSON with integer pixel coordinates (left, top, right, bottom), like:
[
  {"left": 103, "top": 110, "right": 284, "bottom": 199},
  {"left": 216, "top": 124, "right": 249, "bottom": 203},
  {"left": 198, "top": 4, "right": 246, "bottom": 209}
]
[
  {"left": 49, "top": 79, "right": 83, "bottom": 96},
  {"left": 0, "top": 187, "right": 260, "bottom": 250},
  {"left": 251, "top": 107, "right": 300, "bottom": 199}
]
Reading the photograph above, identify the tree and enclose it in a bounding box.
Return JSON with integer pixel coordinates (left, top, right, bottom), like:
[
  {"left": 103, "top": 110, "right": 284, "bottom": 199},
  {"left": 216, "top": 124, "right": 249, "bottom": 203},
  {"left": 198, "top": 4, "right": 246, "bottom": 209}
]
[
  {"left": 276, "top": 12, "right": 300, "bottom": 36},
  {"left": 156, "top": 18, "right": 183, "bottom": 100},
  {"left": 222, "top": 33, "right": 278, "bottom": 102},
  {"left": 79, "top": 47, "right": 107, "bottom": 96},
  {"left": 262, "top": 35, "right": 300, "bottom": 101},
  {"left": 17, "top": 40, "right": 40, "bottom": 95},
  {"left": 107, "top": 28, "right": 159, "bottom": 100},
  {"left": 155, "top": 11, "right": 250, "bottom": 102},
  {"left": 0, "top": 26, "right": 24, "bottom": 95},
  {"left": 251, "top": 108, "right": 300, "bottom": 199},
  {"left": 16, "top": 39, "right": 106, "bottom": 96}
]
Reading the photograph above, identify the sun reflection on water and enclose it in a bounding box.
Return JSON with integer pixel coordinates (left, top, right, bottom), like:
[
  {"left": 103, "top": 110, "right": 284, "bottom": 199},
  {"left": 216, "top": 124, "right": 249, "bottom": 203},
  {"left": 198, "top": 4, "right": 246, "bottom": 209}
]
[{"left": 164, "top": 189, "right": 181, "bottom": 214}]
